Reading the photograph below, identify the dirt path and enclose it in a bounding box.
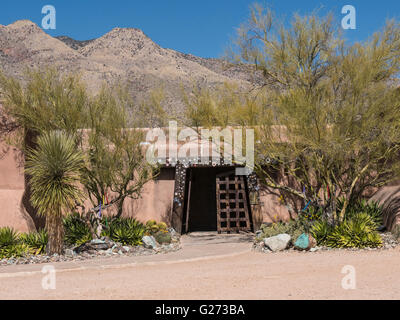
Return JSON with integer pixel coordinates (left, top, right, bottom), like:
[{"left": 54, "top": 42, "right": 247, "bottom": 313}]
[{"left": 0, "top": 240, "right": 399, "bottom": 299}]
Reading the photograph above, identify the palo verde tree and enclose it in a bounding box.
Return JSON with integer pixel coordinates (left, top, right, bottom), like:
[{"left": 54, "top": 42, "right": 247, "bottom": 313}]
[
  {"left": 185, "top": 4, "right": 400, "bottom": 224},
  {"left": 230, "top": 4, "right": 400, "bottom": 223},
  {"left": 0, "top": 69, "right": 89, "bottom": 229},
  {"left": 0, "top": 69, "right": 157, "bottom": 236},
  {"left": 80, "top": 85, "right": 156, "bottom": 220}
]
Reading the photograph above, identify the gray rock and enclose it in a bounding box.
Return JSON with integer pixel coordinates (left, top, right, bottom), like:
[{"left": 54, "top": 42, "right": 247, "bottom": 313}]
[
  {"left": 263, "top": 233, "right": 291, "bottom": 252},
  {"left": 64, "top": 249, "right": 75, "bottom": 257},
  {"left": 122, "top": 246, "right": 130, "bottom": 252},
  {"left": 142, "top": 235, "right": 158, "bottom": 249}
]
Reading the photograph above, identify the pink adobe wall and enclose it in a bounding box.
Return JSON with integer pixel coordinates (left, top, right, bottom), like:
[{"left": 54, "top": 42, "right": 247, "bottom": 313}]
[{"left": 0, "top": 142, "right": 35, "bottom": 232}]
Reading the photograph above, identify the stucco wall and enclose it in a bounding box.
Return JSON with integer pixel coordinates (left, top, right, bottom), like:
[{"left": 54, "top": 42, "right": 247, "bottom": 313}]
[
  {"left": 0, "top": 142, "right": 35, "bottom": 232},
  {"left": 2, "top": 138, "right": 400, "bottom": 233}
]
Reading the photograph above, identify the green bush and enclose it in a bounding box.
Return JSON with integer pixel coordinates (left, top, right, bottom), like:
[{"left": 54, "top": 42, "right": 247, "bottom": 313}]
[
  {"left": 63, "top": 213, "right": 93, "bottom": 246},
  {"left": 0, "top": 227, "right": 19, "bottom": 248},
  {"left": 103, "top": 217, "right": 145, "bottom": 246},
  {"left": 19, "top": 229, "right": 48, "bottom": 254}
]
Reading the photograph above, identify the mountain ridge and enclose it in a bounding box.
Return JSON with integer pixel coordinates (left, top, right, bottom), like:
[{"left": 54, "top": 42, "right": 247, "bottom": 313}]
[{"left": 0, "top": 20, "right": 261, "bottom": 118}]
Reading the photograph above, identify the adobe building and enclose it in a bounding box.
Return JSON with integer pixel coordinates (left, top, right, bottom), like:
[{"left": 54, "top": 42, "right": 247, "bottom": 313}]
[{"left": 1, "top": 126, "right": 399, "bottom": 234}]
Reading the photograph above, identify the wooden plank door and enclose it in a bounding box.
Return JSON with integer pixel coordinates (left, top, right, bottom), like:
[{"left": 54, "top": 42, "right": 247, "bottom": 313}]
[{"left": 216, "top": 172, "right": 251, "bottom": 233}]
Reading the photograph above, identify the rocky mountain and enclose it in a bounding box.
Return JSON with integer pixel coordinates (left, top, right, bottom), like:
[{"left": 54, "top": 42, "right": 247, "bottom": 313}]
[{"left": 0, "top": 20, "right": 261, "bottom": 117}]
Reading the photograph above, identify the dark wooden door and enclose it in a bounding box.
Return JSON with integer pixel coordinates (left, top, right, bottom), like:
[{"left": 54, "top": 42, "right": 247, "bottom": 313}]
[{"left": 216, "top": 172, "right": 251, "bottom": 233}]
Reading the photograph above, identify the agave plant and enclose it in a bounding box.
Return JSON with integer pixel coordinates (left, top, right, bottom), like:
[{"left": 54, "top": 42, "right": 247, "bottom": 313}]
[
  {"left": 19, "top": 229, "right": 48, "bottom": 255},
  {"left": 0, "top": 243, "right": 35, "bottom": 259},
  {"left": 25, "top": 131, "right": 85, "bottom": 254},
  {"left": 310, "top": 220, "right": 333, "bottom": 245},
  {"left": 0, "top": 227, "right": 19, "bottom": 248},
  {"left": 337, "top": 198, "right": 383, "bottom": 226},
  {"left": 326, "top": 213, "right": 382, "bottom": 248},
  {"left": 104, "top": 217, "right": 145, "bottom": 245},
  {"left": 63, "top": 212, "right": 93, "bottom": 246}
]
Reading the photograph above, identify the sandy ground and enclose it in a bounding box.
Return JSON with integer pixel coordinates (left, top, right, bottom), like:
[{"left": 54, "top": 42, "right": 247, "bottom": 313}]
[{"left": 0, "top": 233, "right": 399, "bottom": 300}]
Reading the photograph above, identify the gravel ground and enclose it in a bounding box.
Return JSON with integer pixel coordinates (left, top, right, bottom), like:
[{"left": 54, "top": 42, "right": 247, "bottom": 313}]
[{"left": 0, "top": 241, "right": 181, "bottom": 266}]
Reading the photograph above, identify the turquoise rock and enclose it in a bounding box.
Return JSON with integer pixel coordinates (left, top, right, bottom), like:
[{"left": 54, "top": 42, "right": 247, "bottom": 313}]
[{"left": 294, "top": 233, "right": 309, "bottom": 250}]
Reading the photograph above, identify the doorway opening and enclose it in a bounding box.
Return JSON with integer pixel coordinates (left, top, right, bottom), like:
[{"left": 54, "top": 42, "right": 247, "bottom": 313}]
[{"left": 182, "top": 167, "right": 253, "bottom": 234}]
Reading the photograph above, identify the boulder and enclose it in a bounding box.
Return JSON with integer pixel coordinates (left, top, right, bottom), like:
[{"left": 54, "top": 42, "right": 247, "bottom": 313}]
[
  {"left": 142, "top": 235, "right": 158, "bottom": 249},
  {"left": 74, "top": 238, "right": 113, "bottom": 253},
  {"left": 263, "top": 233, "right": 291, "bottom": 252},
  {"left": 294, "top": 233, "right": 317, "bottom": 251}
]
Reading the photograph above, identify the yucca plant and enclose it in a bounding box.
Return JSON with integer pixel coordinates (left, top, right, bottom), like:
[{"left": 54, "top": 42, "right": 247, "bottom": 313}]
[
  {"left": 19, "top": 229, "right": 48, "bottom": 255},
  {"left": 25, "top": 131, "right": 85, "bottom": 254},
  {"left": 0, "top": 227, "right": 19, "bottom": 248}
]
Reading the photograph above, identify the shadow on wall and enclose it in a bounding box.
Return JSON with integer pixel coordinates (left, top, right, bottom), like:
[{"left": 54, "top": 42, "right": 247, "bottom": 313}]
[{"left": 371, "top": 186, "right": 400, "bottom": 231}]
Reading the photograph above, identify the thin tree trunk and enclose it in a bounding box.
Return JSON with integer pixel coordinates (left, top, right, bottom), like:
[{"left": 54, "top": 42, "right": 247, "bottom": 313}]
[{"left": 46, "top": 211, "right": 64, "bottom": 255}]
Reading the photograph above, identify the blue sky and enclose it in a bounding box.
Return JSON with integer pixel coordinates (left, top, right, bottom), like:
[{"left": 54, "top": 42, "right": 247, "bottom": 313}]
[{"left": 1, "top": 0, "right": 400, "bottom": 58}]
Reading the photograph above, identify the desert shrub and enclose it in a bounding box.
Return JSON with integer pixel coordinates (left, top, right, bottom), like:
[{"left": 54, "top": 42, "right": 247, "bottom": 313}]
[
  {"left": 63, "top": 213, "right": 93, "bottom": 246},
  {"left": 258, "top": 220, "right": 306, "bottom": 244},
  {"left": 103, "top": 217, "right": 145, "bottom": 246},
  {"left": 325, "top": 213, "right": 382, "bottom": 248},
  {"left": 0, "top": 227, "right": 19, "bottom": 248},
  {"left": 19, "top": 229, "right": 48, "bottom": 254}
]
